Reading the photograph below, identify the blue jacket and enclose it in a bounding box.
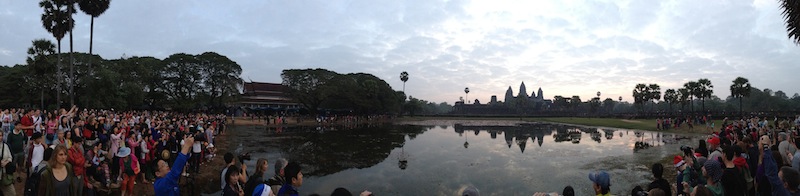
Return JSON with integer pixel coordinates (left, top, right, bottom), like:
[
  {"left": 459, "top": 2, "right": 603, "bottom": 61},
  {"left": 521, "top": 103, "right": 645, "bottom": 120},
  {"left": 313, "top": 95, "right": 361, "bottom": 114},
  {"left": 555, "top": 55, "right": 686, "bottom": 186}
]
[
  {"left": 764, "top": 148, "right": 800, "bottom": 196},
  {"left": 277, "top": 184, "right": 299, "bottom": 196},
  {"left": 154, "top": 152, "right": 189, "bottom": 196}
]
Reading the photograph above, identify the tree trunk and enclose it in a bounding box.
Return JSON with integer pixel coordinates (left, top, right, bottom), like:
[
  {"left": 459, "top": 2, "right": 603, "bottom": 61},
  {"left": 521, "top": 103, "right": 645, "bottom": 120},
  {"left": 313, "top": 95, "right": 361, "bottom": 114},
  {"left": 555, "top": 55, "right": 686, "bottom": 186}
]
[
  {"left": 89, "top": 17, "right": 94, "bottom": 54},
  {"left": 69, "top": 7, "right": 75, "bottom": 107},
  {"left": 739, "top": 97, "right": 743, "bottom": 117},
  {"left": 57, "top": 40, "right": 62, "bottom": 109}
]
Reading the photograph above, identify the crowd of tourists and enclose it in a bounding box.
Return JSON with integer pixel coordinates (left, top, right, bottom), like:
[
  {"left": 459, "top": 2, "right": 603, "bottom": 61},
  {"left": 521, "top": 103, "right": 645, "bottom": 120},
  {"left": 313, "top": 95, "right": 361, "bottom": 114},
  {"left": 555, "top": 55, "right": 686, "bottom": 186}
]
[{"left": 0, "top": 106, "right": 227, "bottom": 196}]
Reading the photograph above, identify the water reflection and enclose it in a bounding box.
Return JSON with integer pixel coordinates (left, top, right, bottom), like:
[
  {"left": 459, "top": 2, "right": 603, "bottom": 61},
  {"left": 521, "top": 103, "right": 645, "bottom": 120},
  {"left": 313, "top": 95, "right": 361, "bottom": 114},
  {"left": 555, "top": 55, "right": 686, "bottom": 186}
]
[{"left": 234, "top": 123, "right": 695, "bottom": 195}]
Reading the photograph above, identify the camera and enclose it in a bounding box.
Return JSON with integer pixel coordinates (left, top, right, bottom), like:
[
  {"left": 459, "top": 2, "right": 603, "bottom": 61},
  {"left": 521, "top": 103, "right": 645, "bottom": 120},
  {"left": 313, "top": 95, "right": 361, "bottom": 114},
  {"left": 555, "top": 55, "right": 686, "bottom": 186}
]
[
  {"left": 237, "top": 152, "right": 251, "bottom": 165},
  {"left": 680, "top": 145, "right": 693, "bottom": 155}
]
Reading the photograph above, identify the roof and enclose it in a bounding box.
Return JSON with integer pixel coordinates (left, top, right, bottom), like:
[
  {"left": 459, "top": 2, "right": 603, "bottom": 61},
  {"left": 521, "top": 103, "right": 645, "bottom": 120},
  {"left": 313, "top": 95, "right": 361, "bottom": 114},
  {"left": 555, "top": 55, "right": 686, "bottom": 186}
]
[{"left": 243, "top": 82, "right": 289, "bottom": 93}]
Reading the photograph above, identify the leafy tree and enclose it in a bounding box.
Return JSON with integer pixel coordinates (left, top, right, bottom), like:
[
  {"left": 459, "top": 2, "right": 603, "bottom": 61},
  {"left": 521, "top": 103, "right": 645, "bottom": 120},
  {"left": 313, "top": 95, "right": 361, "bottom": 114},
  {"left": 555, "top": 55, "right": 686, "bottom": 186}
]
[
  {"left": 77, "top": 0, "right": 110, "bottom": 55},
  {"left": 159, "top": 53, "right": 202, "bottom": 109},
  {"left": 197, "top": 52, "right": 243, "bottom": 107},
  {"left": 281, "top": 69, "right": 338, "bottom": 114},
  {"left": 570, "top": 95, "right": 582, "bottom": 111},
  {"left": 602, "top": 98, "right": 615, "bottom": 113},
  {"left": 730, "top": 77, "right": 751, "bottom": 115}
]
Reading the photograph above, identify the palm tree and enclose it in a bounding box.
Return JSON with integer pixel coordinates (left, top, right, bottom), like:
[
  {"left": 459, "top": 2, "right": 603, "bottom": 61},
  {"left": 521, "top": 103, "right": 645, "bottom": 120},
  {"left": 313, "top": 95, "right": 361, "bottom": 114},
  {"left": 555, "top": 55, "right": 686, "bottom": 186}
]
[
  {"left": 779, "top": 0, "right": 800, "bottom": 44},
  {"left": 464, "top": 87, "right": 470, "bottom": 104},
  {"left": 647, "top": 84, "right": 661, "bottom": 112},
  {"left": 78, "top": 0, "right": 110, "bottom": 55},
  {"left": 400, "top": 71, "right": 409, "bottom": 93},
  {"left": 65, "top": 0, "right": 78, "bottom": 106},
  {"left": 678, "top": 88, "right": 690, "bottom": 112},
  {"left": 683, "top": 81, "right": 699, "bottom": 113},
  {"left": 27, "top": 39, "right": 56, "bottom": 109},
  {"left": 632, "top": 83, "right": 647, "bottom": 112},
  {"left": 40, "top": 0, "right": 72, "bottom": 108},
  {"left": 664, "top": 89, "right": 677, "bottom": 113},
  {"left": 730, "top": 77, "right": 752, "bottom": 116},
  {"left": 696, "top": 78, "right": 714, "bottom": 112}
]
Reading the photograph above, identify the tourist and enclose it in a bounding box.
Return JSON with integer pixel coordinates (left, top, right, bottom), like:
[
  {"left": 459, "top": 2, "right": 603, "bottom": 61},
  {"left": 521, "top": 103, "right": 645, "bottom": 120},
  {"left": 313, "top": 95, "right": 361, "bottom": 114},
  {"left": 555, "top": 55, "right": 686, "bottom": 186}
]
[
  {"left": 683, "top": 159, "right": 723, "bottom": 196},
  {"left": 0, "top": 131, "right": 13, "bottom": 196},
  {"left": 223, "top": 165, "right": 245, "bottom": 196},
  {"left": 720, "top": 146, "right": 746, "bottom": 196},
  {"left": 779, "top": 132, "right": 797, "bottom": 165},
  {"left": 8, "top": 122, "right": 25, "bottom": 172},
  {"left": 221, "top": 152, "right": 234, "bottom": 189},
  {"left": 190, "top": 132, "right": 202, "bottom": 174},
  {"left": 268, "top": 158, "right": 288, "bottom": 193},
  {"left": 588, "top": 170, "right": 611, "bottom": 196},
  {"left": 707, "top": 136, "right": 722, "bottom": 162},
  {"left": 38, "top": 144, "right": 79, "bottom": 195},
  {"left": 761, "top": 135, "right": 800, "bottom": 195},
  {"left": 67, "top": 137, "right": 87, "bottom": 196},
  {"left": 244, "top": 158, "right": 269, "bottom": 196},
  {"left": 277, "top": 162, "right": 303, "bottom": 196},
  {"left": 648, "top": 163, "right": 671, "bottom": 196},
  {"left": 45, "top": 113, "right": 56, "bottom": 145},
  {"left": 154, "top": 134, "right": 194, "bottom": 195},
  {"left": 27, "top": 132, "right": 45, "bottom": 174},
  {"left": 116, "top": 147, "right": 138, "bottom": 196}
]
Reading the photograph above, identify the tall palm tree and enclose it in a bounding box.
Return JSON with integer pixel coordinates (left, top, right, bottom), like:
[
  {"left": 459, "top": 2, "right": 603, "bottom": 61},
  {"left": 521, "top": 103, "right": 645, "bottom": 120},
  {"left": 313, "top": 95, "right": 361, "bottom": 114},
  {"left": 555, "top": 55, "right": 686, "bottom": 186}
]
[
  {"left": 779, "top": 0, "right": 800, "bottom": 44},
  {"left": 78, "top": 0, "right": 110, "bottom": 55},
  {"left": 40, "top": 0, "right": 72, "bottom": 108},
  {"left": 464, "top": 87, "right": 470, "bottom": 104},
  {"left": 696, "top": 78, "right": 714, "bottom": 112},
  {"left": 664, "top": 89, "right": 677, "bottom": 113},
  {"left": 27, "top": 39, "right": 56, "bottom": 109},
  {"left": 678, "top": 88, "right": 690, "bottom": 112},
  {"left": 683, "top": 81, "right": 699, "bottom": 113},
  {"left": 730, "top": 77, "right": 752, "bottom": 116},
  {"left": 632, "top": 83, "right": 647, "bottom": 112},
  {"left": 400, "top": 71, "right": 409, "bottom": 93},
  {"left": 647, "top": 84, "right": 661, "bottom": 112}
]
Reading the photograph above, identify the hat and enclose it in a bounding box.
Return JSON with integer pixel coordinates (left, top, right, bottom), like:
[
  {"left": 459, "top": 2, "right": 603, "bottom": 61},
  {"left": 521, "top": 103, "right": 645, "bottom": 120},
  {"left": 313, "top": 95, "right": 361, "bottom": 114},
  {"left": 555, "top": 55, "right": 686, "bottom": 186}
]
[
  {"left": 462, "top": 186, "right": 479, "bottom": 196},
  {"left": 31, "top": 132, "right": 43, "bottom": 140},
  {"left": 704, "top": 160, "right": 723, "bottom": 182},
  {"left": 707, "top": 137, "right": 720, "bottom": 146},
  {"left": 117, "top": 147, "right": 131, "bottom": 157},
  {"left": 673, "top": 156, "right": 685, "bottom": 168},
  {"left": 588, "top": 170, "right": 611, "bottom": 189},
  {"left": 161, "top": 149, "right": 171, "bottom": 160}
]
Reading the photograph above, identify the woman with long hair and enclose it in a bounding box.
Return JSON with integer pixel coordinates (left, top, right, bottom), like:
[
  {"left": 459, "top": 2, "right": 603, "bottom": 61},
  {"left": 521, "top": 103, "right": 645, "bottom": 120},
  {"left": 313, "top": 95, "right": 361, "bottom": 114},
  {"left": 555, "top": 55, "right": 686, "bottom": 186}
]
[
  {"left": 38, "top": 144, "right": 78, "bottom": 195},
  {"left": 45, "top": 113, "right": 57, "bottom": 145},
  {"left": 244, "top": 159, "right": 269, "bottom": 196}
]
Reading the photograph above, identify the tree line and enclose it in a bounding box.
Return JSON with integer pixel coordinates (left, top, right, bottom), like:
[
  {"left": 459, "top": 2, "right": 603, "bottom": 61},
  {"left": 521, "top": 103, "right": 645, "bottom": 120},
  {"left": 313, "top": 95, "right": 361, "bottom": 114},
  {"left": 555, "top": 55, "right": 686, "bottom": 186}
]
[{"left": 1, "top": 40, "right": 243, "bottom": 111}]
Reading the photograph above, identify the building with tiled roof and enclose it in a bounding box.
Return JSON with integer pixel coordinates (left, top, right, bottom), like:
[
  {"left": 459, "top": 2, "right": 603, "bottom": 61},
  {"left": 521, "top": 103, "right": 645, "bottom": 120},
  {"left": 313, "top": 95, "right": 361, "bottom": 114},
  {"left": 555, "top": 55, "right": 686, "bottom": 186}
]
[{"left": 239, "top": 82, "right": 301, "bottom": 110}]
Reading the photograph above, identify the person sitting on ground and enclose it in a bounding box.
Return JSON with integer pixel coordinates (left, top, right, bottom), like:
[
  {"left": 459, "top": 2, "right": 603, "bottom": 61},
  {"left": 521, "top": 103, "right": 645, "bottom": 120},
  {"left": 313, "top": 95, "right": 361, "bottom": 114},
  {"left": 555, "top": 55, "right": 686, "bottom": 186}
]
[
  {"left": 588, "top": 170, "right": 611, "bottom": 196},
  {"left": 277, "top": 162, "right": 303, "bottom": 196},
  {"left": 648, "top": 163, "right": 671, "bottom": 196},
  {"left": 268, "top": 158, "right": 288, "bottom": 193}
]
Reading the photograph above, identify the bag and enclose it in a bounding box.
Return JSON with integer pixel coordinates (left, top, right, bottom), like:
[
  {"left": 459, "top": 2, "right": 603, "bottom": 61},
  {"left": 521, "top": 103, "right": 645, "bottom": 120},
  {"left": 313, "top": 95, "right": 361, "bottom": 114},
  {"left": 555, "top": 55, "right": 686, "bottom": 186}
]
[
  {"left": 0, "top": 143, "right": 11, "bottom": 186},
  {"left": 24, "top": 166, "right": 44, "bottom": 196}
]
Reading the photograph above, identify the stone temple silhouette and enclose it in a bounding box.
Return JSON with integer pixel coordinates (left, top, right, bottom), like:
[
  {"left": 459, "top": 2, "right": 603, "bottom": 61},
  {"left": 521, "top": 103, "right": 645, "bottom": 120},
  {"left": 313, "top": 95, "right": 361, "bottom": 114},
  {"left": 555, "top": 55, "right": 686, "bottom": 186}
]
[{"left": 453, "top": 82, "right": 552, "bottom": 115}]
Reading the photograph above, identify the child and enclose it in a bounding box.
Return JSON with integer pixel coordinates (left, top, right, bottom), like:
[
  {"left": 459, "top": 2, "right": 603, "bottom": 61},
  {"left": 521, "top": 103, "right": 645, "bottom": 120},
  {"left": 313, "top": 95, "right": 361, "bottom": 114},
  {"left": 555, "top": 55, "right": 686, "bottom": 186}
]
[{"left": 204, "top": 142, "right": 216, "bottom": 162}]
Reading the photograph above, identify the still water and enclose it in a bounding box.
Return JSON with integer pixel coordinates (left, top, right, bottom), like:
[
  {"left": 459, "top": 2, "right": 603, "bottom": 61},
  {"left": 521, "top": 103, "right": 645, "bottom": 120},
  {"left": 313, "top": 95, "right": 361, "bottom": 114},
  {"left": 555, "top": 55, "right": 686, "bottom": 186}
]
[{"left": 229, "top": 121, "right": 697, "bottom": 196}]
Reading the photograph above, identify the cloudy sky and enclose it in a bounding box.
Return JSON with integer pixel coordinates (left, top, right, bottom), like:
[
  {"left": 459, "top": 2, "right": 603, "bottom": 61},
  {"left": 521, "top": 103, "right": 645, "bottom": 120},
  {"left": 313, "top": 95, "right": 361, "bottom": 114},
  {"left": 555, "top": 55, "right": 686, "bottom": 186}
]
[{"left": 1, "top": 0, "right": 798, "bottom": 104}]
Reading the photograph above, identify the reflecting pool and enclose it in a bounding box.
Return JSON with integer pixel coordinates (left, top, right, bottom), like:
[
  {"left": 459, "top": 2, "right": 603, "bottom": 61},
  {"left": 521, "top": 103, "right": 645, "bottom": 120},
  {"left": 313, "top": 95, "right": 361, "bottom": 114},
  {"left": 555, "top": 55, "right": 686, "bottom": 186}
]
[{"left": 228, "top": 121, "right": 697, "bottom": 195}]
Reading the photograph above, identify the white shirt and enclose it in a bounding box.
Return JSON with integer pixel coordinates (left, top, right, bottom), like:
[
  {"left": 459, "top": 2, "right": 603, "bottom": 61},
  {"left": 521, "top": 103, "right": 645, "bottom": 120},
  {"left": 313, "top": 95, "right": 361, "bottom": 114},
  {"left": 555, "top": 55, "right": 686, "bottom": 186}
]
[
  {"left": 30, "top": 143, "right": 44, "bottom": 172},
  {"left": 220, "top": 166, "right": 229, "bottom": 189},
  {"left": 192, "top": 141, "right": 202, "bottom": 153},
  {"left": 33, "top": 116, "right": 42, "bottom": 132}
]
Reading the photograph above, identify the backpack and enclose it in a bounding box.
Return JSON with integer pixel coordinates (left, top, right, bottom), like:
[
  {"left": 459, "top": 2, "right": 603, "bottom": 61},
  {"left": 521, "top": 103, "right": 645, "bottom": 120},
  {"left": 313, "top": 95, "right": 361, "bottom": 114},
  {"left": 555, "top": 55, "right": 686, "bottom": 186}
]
[
  {"left": 24, "top": 166, "right": 45, "bottom": 196},
  {"left": 740, "top": 166, "right": 754, "bottom": 191}
]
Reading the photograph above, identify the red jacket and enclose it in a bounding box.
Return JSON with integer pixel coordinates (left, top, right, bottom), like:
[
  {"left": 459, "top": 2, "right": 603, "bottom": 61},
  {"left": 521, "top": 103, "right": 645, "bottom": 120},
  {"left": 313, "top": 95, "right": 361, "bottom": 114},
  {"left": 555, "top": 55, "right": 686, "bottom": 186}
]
[
  {"left": 67, "top": 146, "right": 89, "bottom": 186},
  {"left": 20, "top": 115, "right": 33, "bottom": 137}
]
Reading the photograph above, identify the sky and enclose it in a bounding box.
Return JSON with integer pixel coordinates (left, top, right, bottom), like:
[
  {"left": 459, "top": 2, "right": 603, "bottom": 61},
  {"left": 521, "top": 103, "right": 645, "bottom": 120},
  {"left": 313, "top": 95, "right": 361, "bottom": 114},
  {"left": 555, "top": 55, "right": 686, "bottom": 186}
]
[{"left": 1, "top": 0, "right": 799, "bottom": 104}]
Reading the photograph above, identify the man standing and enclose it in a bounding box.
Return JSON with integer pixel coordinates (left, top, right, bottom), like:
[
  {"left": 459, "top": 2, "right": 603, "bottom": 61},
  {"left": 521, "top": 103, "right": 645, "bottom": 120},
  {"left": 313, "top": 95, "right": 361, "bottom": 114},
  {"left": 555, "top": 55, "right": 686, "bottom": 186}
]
[
  {"left": 268, "top": 158, "right": 288, "bottom": 194},
  {"left": 277, "top": 162, "right": 303, "bottom": 196},
  {"left": 26, "top": 132, "right": 44, "bottom": 174},
  {"left": 153, "top": 134, "right": 194, "bottom": 196},
  {"left": 0, "top": 131, "right": 14, "bottom": 196},
  {"left": 7, "top": 123, "right": 24, "bottom": 174}
]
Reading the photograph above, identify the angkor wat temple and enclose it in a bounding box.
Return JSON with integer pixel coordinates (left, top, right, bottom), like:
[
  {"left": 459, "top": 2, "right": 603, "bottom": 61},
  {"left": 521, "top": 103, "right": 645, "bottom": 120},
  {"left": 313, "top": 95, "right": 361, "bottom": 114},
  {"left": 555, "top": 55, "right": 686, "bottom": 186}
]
[{"left": 452, "top": 82, "right": 554, "bottom": 115}]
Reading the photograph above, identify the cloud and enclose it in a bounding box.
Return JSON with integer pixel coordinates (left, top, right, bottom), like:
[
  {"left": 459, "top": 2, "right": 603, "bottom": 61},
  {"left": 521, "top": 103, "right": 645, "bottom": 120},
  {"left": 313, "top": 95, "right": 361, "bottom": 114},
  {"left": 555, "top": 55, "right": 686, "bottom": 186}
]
[{"left": 1, "top": 0, "right": 798, "bottom": 104}]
